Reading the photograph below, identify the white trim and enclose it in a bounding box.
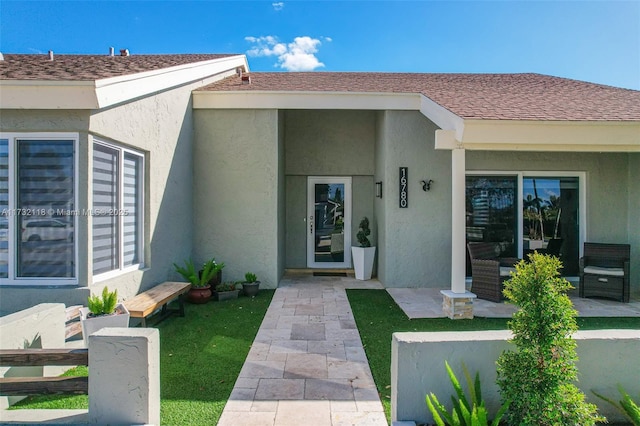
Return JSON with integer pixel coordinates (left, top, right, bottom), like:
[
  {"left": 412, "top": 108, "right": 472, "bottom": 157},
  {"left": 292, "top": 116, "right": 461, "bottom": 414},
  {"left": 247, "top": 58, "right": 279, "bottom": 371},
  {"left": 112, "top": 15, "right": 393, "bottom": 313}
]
[
  {"left": 193, "top": 91, "right": 420, "bottom": 111},
  {"left": 419, "top": 95, "right": 465, "bottom": 137},
  {"left": 0, "top": 133, "right": 79, "bottom": 286},
  {"left": 459, "top": 120, "right": 640, "bottom": 152},
  {"left": 465, "top": 170, "right": 587, "bottom": 273},
  {"left": 0, "top": 55, "right": 248, "bottom": 110},
  {"left": 92, "top": 263, "right": 143, "bottom": 283},
  {"left": 307, "top": 176, "right": 352, "bottom": 269}
]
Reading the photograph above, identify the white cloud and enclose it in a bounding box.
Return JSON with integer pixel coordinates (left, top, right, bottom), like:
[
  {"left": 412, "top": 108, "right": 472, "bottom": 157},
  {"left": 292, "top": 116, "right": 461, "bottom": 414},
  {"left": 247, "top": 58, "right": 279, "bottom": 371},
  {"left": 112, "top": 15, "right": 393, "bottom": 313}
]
[
  {"left": 245, "top": 35, "right": 327, "bottom": 71},
  {"left": 272, "top": 2, "right": 284, "bottom": 11}
]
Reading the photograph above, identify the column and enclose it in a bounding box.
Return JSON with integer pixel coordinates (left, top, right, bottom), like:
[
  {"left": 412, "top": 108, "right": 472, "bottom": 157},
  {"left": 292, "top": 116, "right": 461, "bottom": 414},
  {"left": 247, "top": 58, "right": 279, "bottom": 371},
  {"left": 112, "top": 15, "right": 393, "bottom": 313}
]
[{"left": 441, "top": 148, "right": 476, "bottom": 319}]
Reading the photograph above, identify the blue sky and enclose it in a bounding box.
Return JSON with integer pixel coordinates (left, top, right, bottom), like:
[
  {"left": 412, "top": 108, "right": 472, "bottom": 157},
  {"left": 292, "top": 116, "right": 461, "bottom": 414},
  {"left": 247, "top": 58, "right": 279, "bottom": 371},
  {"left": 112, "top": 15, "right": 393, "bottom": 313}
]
[{"left": 1, "top": 1, "right": 639, "bottom": 89}]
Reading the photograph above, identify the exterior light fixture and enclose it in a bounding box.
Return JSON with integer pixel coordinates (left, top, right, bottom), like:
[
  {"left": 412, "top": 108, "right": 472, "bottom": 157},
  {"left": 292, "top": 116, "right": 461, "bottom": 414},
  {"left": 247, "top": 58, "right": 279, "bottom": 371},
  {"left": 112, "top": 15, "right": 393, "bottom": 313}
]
[{"left": 375, "top": 181, "right": 383, "bottom": 198}]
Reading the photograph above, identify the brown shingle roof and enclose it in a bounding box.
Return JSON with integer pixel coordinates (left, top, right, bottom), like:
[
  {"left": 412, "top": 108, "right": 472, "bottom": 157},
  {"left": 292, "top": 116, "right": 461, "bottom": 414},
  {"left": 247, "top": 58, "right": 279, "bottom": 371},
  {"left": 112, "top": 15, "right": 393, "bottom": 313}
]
[
  {"left": 201, "top": 72, "right": 640, "bottom": 121},
  {"left": 0, "top": 53, "right": 239, "bottom": 81}
]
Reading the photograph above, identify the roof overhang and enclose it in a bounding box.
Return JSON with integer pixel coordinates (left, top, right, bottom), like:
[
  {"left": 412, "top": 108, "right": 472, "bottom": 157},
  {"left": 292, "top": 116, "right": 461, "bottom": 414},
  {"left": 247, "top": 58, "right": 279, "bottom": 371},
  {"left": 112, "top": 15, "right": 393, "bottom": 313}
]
[
  {"left": 194, "top": 88, "right": 639, "bottom": 153},
  {"left": 0, "top": 55, "right": 249, "bottom": 110},
  {"left": 436, "top": 120, "right": 640, "bottom": 152},
  {"left": 193, "top": 90, "right": 421, "bottom": 111}
]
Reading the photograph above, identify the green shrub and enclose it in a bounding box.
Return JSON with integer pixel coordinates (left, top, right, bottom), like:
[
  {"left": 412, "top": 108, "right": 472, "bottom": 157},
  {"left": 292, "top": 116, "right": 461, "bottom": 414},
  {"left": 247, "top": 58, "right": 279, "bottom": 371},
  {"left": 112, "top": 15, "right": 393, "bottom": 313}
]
[
  {"left": 593, "top": 385, "right": 640, "bottom": 425},
  {"left": 426, "top": 361, "right": 508, "bottom": 426},
  {"left": 244, "top": 272, "right": 258, "bottom": 283},
  {"left": 496, "top": 253, "right": 604, "bottom": 425},
  {"left": 87, "top": 286, "right": 118, "bottom": 316},
  {"left": 356, "top": 217, "right": 371, "bottom": 247}
]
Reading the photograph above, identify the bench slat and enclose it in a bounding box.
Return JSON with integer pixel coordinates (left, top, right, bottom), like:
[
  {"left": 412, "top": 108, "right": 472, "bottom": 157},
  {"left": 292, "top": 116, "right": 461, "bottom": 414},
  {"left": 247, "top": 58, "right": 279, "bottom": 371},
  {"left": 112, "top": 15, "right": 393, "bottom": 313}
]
[
  {"left": 0, "top": 349, "right": 88, "bottom": 367},
  {"left": 0, "top": 376, "right": 88, "bottom": 396},
  {"left": 124, "top": 282, "right": 191, "bottom": 318}
]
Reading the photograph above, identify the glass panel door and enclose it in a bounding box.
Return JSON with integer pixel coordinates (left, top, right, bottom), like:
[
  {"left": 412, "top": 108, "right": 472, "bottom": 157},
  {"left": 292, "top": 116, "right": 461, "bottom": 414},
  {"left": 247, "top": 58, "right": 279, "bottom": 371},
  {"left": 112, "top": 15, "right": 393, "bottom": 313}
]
[
  {"left": 523, "top": 176, "right": 579, "bottom": 275},
  {"left": 465, "top": 176, "right": 517, "bottom": 276},
  {"left": 307, "top": 177, "right": 352, "bottom": 268}
]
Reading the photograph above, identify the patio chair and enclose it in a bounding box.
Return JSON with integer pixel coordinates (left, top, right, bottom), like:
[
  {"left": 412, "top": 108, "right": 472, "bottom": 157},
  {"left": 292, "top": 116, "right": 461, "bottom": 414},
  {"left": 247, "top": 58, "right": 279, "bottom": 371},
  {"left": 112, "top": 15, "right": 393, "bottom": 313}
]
[
  {"left": 467, "top": 242, "right": 519, "bottom": 303},
  {"left": 579, "top": 242, "right": 630, "bottom": 303}
]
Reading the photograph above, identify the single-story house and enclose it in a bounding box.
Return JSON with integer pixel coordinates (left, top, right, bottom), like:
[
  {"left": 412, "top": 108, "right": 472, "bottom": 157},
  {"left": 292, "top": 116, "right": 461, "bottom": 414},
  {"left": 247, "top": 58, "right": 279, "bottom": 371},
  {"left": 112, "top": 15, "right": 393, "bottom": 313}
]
[{"left": 1, "top": 52, "right": 638, "bottom": 315}]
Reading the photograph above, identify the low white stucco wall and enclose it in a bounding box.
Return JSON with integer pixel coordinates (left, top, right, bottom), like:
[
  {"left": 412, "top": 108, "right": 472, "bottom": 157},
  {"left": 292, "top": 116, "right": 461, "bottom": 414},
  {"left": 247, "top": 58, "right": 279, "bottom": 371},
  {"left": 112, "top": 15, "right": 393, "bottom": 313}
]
[
  {"left": 0, "top": 303, "right": 66, "bottom": 409},
  {"left": 392, "top": 329, "right": 640, "bottom": 424}
]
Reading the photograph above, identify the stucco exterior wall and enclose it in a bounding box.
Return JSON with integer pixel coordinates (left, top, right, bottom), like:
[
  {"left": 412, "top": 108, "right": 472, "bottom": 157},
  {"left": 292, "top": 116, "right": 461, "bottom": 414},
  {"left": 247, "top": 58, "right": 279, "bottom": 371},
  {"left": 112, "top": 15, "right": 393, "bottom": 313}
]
[
  {"left": 88, "top": 79, "right": 209, "bottom": 300},
  {"left": 193, "top": 109, "right": 281, "bottom": 287},
  {"left": 0, "top": 76, "right": 220, "bottom": 313},
  {"left": 392, "top": 330, "right": 640, "bottom": 424},
  {"left": 284, "top": 110, "right": 375, "bottom": 176},
  {"left": 376, "top": 111, "right": 452, "bottom": 287},
  {"left": 283, "top": 110, "right": 376, "bottom": 269}
]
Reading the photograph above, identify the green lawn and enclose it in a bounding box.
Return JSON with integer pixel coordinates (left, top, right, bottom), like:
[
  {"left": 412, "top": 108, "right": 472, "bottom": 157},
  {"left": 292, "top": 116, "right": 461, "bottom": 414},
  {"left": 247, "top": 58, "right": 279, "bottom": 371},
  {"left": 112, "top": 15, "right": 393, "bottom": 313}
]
[
  {"left": 11, "top": 290, "right": 274, "bottom": 425},
  {"left": 346, "top": 289, "right": 640, "bottom": 423},
  {"left": 10, "top": 287, "right": 639, "bottom": 425}
]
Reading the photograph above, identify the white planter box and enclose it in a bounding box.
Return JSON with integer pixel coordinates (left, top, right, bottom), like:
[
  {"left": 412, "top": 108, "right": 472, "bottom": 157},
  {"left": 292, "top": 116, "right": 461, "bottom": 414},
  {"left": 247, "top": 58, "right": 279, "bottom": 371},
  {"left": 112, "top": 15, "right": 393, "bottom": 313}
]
[
  {"left": 80, "top": 303, "right": 130, "bottom": 346},
  {"left": 351, "top": 246, "right": 376, "bottom": 280}
]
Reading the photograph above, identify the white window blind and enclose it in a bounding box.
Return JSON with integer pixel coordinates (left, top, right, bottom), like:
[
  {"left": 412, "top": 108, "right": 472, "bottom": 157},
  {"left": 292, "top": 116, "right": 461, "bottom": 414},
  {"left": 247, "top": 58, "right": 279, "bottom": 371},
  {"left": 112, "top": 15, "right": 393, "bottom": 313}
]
[{"left": 92, "top": 144, "right": 119, "bottom": 275}]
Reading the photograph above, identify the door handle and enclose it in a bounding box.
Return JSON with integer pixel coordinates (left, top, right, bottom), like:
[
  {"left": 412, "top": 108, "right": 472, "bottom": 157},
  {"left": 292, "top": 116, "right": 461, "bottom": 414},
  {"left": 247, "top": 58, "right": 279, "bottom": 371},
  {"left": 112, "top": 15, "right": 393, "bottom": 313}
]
[{"left": 309, "top": 216, "right": 313, "bottom": 234}]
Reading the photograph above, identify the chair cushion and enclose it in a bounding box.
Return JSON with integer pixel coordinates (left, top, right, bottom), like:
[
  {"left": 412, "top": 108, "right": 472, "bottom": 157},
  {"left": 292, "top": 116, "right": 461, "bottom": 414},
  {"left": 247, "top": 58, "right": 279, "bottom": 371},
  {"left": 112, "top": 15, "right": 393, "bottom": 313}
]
[
  {"left": 583, "top": 266, "right": 625, "bottom": 277},
  {"left": 500, "top": 266, "right": 516, "bottom": 277}
]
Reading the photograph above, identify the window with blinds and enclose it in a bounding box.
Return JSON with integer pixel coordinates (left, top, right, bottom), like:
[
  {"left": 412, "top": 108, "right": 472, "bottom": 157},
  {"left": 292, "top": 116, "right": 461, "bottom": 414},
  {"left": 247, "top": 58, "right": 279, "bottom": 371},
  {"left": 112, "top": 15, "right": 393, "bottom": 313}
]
[
  {"left": 0, "top": 136, "right": 77, "bottom": 283},
  {"left": 92, "top": 141, "right": 143, "bottom": 277},
  {"left": 0, "top": 140, "right": 8, "bottom": 279},
  {"left": 17, "top": 140, "right": 75, "bottom": 278}
]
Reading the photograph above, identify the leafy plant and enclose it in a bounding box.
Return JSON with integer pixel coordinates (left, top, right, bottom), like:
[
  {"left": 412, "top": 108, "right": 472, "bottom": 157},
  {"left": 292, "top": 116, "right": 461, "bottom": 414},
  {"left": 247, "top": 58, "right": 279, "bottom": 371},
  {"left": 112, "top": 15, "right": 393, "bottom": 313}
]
[
  {"left": 593, "top": 385, "right": 640, "bottom": 425},
  {"left": 87, "top": 286, "right": 118, "bottom": 316},
  {"left": 174, "top": 258, "right": 222, "bottom": 288},
  {"left": 216, "top": 282, "right": 238, "bottom": 292},
  {"left": 356, "top": 217, "right": 371, "bottom": 247},
  {"left": 496, "top": 252, "right": 604, "bottom": 425},
  {"left": 426, "top": 361, "right": 508, "bottom": 426},
  {"left": 244, "top": 272, "right": 258, "bottom": 283}
]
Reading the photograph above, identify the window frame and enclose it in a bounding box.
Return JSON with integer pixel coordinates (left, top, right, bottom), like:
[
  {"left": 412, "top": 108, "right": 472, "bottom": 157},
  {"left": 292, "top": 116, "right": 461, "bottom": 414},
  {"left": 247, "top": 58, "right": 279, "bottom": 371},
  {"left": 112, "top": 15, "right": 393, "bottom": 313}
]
[
  {"left": 92, "top": 139, "right": 145, "bottom": 282},
  {"left": 0, "top": 132, "right": 79, "bottom": 286},
  {"left": 466, "top": 170, "right": 586, "bottom": 278}
]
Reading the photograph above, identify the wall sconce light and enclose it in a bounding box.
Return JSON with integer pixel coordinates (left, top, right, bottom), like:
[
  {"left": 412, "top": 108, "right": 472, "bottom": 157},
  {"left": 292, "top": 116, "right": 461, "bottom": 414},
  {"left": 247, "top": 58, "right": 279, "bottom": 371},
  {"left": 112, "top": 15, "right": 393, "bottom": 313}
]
[
  {"left": 421, "top": 179, "right": 433, "bottom": 191},
  {"left": 375, "top": 181, "right": 383, "bottom": 198}
]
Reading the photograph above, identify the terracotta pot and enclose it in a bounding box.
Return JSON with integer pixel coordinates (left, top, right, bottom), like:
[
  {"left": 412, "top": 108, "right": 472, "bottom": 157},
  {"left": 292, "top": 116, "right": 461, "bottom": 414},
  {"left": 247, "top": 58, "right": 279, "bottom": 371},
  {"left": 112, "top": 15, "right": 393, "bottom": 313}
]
[{"left": 187, "top": 285, "right": 212, "bottom": 304}]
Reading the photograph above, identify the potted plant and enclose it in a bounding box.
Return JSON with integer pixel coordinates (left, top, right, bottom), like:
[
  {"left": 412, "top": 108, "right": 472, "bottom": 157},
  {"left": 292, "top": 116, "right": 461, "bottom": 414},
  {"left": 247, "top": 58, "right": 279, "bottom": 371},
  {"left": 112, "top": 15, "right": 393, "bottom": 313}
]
[
  {"left": 80, "top": 286, "right": 130, "bottom": 346},
  {"left": 174, "top": 258, "right": 217, "bottom": 303},
  {"left": 200, "top": 258, "right": 225, "bottom": 289},
  {"left": 215, "top": 281, "right": 240, "bottom": 301},
  {"left": 242, "top": 272, "right": 260, "bottom": 297},
  {"left": 351, "top": 217, "right": 376, "bottom": 280}
]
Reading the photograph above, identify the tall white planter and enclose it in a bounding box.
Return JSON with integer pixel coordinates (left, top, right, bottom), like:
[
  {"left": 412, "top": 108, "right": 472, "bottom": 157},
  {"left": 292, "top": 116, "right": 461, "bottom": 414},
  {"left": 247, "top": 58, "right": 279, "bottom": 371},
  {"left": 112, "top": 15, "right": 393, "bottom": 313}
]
[
  {"left": 80, "top": 303, "right": 130, "bottom": 346},
  {"left": 351, "top": 246, "right": 376, "bottom": 280}
]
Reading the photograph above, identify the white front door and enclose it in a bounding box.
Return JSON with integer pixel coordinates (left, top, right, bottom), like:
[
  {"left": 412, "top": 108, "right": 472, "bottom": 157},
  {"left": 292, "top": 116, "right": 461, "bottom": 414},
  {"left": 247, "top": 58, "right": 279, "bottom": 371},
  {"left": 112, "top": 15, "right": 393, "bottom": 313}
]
[{"left": 307, "top": 177, "right": 352, "bottom": 268}]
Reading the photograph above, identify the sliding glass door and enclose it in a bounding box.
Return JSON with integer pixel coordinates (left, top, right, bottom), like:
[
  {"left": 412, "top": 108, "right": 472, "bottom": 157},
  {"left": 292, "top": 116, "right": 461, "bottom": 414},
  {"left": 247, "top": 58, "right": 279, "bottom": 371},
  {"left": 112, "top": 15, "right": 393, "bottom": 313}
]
[
  {"left": 522, "top": 176, "right": 580, "bottom": 275},
  {"left": 466, "top": 173, "right": 582, "bottom": 277}
]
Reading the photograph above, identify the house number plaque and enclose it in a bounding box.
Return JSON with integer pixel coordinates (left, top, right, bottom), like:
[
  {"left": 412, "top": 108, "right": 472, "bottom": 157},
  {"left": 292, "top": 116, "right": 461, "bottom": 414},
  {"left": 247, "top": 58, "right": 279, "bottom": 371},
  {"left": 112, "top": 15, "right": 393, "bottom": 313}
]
[{"left": 399, "top": 167, "right": 408, "bottom": 208}]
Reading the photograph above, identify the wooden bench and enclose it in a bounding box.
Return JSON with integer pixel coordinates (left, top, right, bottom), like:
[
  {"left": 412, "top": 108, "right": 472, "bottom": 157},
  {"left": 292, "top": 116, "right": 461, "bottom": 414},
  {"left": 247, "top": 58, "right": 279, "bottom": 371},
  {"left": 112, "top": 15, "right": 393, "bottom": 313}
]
[{"left": 123, "top": 282, "right": 191, "bottom": 327}]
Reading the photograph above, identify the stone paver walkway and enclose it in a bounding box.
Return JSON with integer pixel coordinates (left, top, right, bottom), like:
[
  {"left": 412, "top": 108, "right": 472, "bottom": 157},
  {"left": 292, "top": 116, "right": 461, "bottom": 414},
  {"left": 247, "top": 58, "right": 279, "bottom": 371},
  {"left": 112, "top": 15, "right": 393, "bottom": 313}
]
[{"left": 217, "top": 273, "right": 387, "bottom": 426}]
